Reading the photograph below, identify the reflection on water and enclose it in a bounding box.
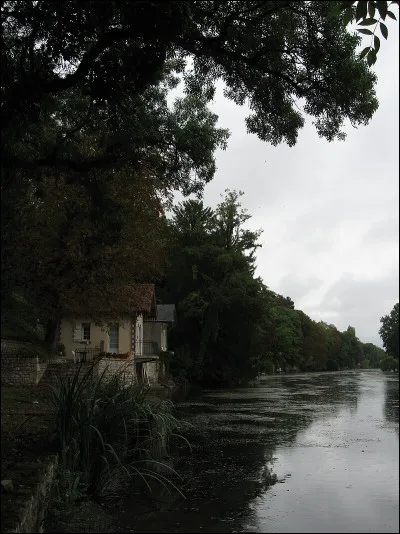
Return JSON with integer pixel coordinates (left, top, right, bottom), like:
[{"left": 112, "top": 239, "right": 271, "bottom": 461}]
[
  {"left": 384, "top": 375, "right": 399, "bottom": 433},
  {"left": 115, "top": 371, "right": 399, "bottom": 533}
]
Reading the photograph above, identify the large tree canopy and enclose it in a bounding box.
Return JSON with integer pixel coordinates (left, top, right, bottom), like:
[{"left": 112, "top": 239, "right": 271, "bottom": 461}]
[{"left": 2, "top": 0, "right": 379, "bottom": 181}]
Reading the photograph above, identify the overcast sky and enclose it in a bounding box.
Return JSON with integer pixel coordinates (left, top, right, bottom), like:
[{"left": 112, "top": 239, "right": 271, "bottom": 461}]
[{"left": 193, "top": 25, "right": 399, "bottom": 348}]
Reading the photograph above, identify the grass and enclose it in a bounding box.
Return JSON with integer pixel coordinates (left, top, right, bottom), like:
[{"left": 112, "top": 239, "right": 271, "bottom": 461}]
[
  {"left": 44, "top": 361, "right": 190, "bottom": 511},
  {"left": 1, "top": 361, "right": 190, "bottom": 532},
  {"left": 1, "top": 386, "right": 54, "bottom": 532}
]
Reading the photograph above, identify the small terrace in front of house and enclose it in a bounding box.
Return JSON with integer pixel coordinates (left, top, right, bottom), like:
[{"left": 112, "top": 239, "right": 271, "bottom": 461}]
[{"left": 73, "top": 341, "right": 160, "bottom": 363}]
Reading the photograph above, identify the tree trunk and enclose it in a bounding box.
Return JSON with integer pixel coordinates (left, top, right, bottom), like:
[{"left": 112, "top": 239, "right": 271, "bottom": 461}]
[{"left": 44, "top": 315, "right": 60, "bottom": 350}]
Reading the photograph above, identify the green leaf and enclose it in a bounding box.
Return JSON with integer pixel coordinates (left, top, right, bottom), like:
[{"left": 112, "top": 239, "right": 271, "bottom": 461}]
[
  {"left": 387, "top": 10, "right": 397, "bottom": 20},
  {"left": 358, "top": 17, "right": 378, "bottom": 24},
  {"left": 359, "top": 46, "right": 371, "bottom": 59},
  {"left": 380, "top": 21, "right": 388, "bottom": 38},
  {"left": 374, "top": 35, "right": 381, "bottom": 52},
  {"left": 331, "top": 5, "right": 343, "bottom": 16},
  {"left": 376, "top": 1, "right": 388, "bottom": 19},
  {"left": 356, "top": 0, "right": 369, "bottom": 21},
  {"left": 368, "top": 1, "right": 376, "bottom": 17},
  {"left": 357, "top": 27, "right": 374, "bottom": 34},
  {"left": 343, "top": 6, "right": 354, "bottom": 25},
  {"left": 367, "top": 48, "right": 377, "bottom": 66}
]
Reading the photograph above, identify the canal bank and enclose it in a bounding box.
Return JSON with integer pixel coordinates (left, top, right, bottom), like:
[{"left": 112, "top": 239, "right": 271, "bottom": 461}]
[{"left": 111, "top": 370, "right": 399, "bottom": 533}]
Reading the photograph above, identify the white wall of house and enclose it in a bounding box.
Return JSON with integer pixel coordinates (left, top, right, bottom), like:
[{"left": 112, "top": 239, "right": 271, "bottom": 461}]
[
  {"left": 143, "top": 322, "right": 168, "bottom": 351},
  {"left": 142, "top": 322, "right": 168, "bottom": 383},
  {"left": 60, "top": 317, "right": 133, "bottom": 360}
]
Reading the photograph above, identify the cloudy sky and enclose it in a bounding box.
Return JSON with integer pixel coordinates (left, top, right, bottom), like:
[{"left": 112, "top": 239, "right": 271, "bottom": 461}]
[{"left": 196, "top": 25, "right": 399, "bottom": 348}]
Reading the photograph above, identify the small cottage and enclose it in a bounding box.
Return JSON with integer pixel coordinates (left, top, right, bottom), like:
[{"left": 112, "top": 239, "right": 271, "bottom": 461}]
[{"left": 59, "top": 284, "right": 159, "bottom": 384}]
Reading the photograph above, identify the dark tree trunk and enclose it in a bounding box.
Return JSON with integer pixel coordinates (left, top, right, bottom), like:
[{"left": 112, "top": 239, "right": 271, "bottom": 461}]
[{"left": 44, "top": 315, "right": 60, "bottom": 350}]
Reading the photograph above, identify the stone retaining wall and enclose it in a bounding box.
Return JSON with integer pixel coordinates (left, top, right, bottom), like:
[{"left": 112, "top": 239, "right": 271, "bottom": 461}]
[
  {"left": 1, "top": 339, "right": 48, "bottom": 387},
  {"left": 97, "top": 357, "right": 136, "bottom": 384},
  {"left": 3, "top": 455, "right": 58, "bottom": 533},
  {"left": 1, "top": 354, "right": 47, "bottom": 387}
]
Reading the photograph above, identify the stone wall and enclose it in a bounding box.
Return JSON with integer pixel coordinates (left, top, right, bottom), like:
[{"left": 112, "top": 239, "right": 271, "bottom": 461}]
[
  {"left": 1, "top": 340, "right": 48, "bottom": 387},
  {"left": 97, "top": 357, "right": 137, "bottom": 385},
  {"left": 3, "top": 455, "right": 58, "bottom": 533}
]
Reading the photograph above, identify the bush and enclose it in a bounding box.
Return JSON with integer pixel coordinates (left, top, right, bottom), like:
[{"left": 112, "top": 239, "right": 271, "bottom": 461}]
[
  {"left": 360, "top": 359, "right": 370, "bottom": 369},
  {"left": 45, "top": 362, "right": 189, "bottom": 502},
  {"left": 326, "top": 359, "right": 340, "bottom": 371},
  {"left": 380, "top": 356, "right": 399, "bottom": 371},
  {"left": 261, "top": 359, "right": 275, "bottom": 375},
  {"left": 16, "top": 344, "right": 50, "bottom": 362},
  {"left": 56, "top": 342, "right": 66, "bottom": 357}
]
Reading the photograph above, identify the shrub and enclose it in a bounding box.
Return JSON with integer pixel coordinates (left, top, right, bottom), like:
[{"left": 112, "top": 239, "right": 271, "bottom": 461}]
[
  {"left": 261, "top": 359, "right": 275, "bottom": 375},
  {"left": 360, "top": 359, "right": 370, "bottom": 369},
  {"left": 56, "top": 342, "right": 66, "bottom": 357},
  {"left": 326, "top": 359, "right": 340, "bottom": 371},
  {"left": 380, "top": 356, "right": 399, "bottom": 371},
  {"left": 16, "top": 344, "right": 50, "bottom": 362},
  {"left": 45, "top": 362, "right": 189, "bottom": 502}
]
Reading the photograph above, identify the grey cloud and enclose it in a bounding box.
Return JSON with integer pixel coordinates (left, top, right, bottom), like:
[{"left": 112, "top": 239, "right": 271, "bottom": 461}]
[
  {"left": 275, "top": 275, "right": 324, "bottom": 306},
  {"left": 314, "top": 271, "right": 399, "bottom": 345},
  {"left": 363, "top": 217, "right": 399, "bottom": 245}
]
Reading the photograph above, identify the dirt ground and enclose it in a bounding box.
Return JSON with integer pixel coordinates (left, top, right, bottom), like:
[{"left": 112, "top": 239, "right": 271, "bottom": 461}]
[{"left": 1, "top": 386, "right": 55, "bottom": 531}]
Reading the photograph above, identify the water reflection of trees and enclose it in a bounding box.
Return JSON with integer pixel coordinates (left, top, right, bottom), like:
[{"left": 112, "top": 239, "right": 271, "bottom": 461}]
[
  {"left": 122, "top": 373, "right": 364, "bottom": 532},
  {"left": 167, "top": 372, "right": 363, "bottom": 532},
  {"left": 383, "top": 375, "right": 399, "bottom": 435}
]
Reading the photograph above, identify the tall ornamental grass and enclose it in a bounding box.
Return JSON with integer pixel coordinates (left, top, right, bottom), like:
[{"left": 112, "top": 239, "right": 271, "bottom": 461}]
[{"left": 45, "top": 362, "right": 189, "bottom": 500}]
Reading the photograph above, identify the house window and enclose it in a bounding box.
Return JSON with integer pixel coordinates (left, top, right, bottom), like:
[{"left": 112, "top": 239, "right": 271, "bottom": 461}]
[
  {"left": 109, "top": 325, "right": 119, "bottom": 353},
  {"left": 73, "top": 323, "right": 91, "bottom": 341},
  {"left": 82, "top": 323, "right": 91, "bottom": 341}
]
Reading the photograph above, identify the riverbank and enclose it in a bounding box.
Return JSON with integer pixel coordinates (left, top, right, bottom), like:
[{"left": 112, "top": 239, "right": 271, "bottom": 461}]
[
  {"left": 1, "top": 386, "right": 55, "bottom": 532},
  {"left": 1, "top": 380, "right": 184, "bottom": 533},
  {"left": 3, "top": 371, "right": 398, "bottom": 533}
]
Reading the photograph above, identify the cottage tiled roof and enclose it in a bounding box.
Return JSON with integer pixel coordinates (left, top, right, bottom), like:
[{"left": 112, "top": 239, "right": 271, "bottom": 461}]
[
  {"left": 123, "top": 284, "right": 156, "bottom": 314},
  {"left": 65, "top": 284, "right": 156, "bottom": 317}
]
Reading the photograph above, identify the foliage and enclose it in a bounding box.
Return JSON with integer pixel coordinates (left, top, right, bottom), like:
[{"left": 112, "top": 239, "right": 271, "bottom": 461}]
[
  {"left": 2, "top": 0, "right": 380, "bottom": 182},
  {"left": 1, "top": 292, "right": 44, "bottom": 343},
  {"left": 45, "top": 362, "right": 187, "bottom": 501},
  {"left": 158, "top": 191, "right": 266, "bottom": 385},
  {"left": 336, "top": 1, "right": 399, "bottom": 65},
  {"left": 56, "top": 343, "right": 66, "bottom": 357},
  {"left": 15, "top": 345, "right": 50, "bottom": 363},
  {"left": 379, "top": 303, "right": 399, "bottom": 358},
  {"left": 361, "top": 342, "right": 386, "bottom": 367},
  {"left": 380, "top": 355, "right": 399, "bottom": 371},
  {"left": 1, "top": 1, "right": 389, "bottom": 351},
  {"left": 159, "top": 190, "right": 386, "bottom": 385},
  {"left": 361, "top": 358, "right": 370, "bottom": 369},
  {"left": 2, "top": 169, "right": 169, "bottom": 348}
]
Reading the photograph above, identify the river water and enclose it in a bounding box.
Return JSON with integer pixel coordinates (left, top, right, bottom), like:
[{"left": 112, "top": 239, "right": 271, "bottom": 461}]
[{"left": 115, "top": 371, "right": 399, "bottom": 533}]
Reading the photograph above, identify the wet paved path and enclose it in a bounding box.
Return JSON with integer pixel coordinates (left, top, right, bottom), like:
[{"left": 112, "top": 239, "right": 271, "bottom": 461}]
[{"left": 116, "top": 371, "right": 399, "bottom": 533}]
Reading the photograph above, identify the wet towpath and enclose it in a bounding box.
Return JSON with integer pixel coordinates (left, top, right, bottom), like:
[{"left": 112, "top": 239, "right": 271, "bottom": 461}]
[{"left": 115, "top": 371, "right": 399, "bottom": 533}]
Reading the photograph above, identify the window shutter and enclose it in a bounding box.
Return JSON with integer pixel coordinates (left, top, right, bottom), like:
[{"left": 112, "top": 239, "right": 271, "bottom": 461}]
[{"left": 73, "top": 325, "right": 82, "bottom": 341}]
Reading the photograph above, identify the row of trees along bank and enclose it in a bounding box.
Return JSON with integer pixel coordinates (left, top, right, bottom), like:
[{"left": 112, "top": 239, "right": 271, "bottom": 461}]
[{"left": 157, "top": 191, "right": 392, "bottom": 387}]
